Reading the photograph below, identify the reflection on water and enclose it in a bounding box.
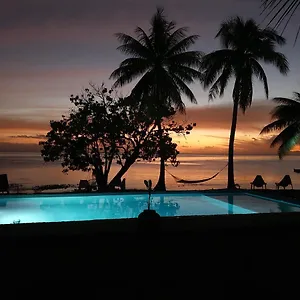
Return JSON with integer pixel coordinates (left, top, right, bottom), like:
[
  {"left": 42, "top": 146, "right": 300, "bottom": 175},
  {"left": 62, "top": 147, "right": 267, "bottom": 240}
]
[
  {"left": 0, "top": 194, "right": 181, "bottom": 224},
  {"left": 210, "top": 194, "right": 300, "bottom": 214},
  {"left": 1, "top": 193, "right": 300, "bottom": 225}
]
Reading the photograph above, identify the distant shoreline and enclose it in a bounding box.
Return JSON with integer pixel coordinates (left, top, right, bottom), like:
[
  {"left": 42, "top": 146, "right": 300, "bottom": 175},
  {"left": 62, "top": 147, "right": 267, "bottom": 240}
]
[{"left": 1, "top": 151, "right": 300, "bottom": 157}]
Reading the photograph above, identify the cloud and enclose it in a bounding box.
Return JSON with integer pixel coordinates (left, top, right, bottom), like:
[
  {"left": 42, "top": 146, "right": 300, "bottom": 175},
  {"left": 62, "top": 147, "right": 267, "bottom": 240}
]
[
  {"left": 0, "top": 118, "right": 49, "bottom": 131},
  {"left": 176, "top": 100, "right": 276, "bottom": 132},
  {"left": 9, "top": 134, "right": 46, "bottom": 139},
  {"left": 178, "top": 134, "right": 280, "bottom": 155},
  {"left": 0, "top": 100, "right": 287, "bottom": 155},
  {"left": 201, "top": 135, "right": 229, "bottom": 141}
]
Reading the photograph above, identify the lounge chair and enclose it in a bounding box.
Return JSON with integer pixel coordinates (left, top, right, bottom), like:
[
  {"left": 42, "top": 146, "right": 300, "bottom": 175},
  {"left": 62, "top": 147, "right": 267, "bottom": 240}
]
[
  {"left": 275, "top": 175, "right": 293, "bottom": 190},
  {"left": 78, "top": 180, "right": 91, "bottom": 192},
  {"left": 250, "top": 175, "right": 267, "bottom": 189},
  {"left": 0, "top": 174, "right": 9, "bottom": 194}
]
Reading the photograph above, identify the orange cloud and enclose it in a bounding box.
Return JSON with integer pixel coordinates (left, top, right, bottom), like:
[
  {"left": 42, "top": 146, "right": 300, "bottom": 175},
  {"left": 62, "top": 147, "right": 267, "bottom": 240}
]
[
  {"left": 0, "top": 100, "right": 285, "bottom": 155},
  {"left": 176, "top": 100, "right": 276, "bottom": 132},
  {"left": 0, "top": 118, "right": 49, "bottom": 131},
  {"left": 172, "top": 100, "right": 281, "bottom": 154}
]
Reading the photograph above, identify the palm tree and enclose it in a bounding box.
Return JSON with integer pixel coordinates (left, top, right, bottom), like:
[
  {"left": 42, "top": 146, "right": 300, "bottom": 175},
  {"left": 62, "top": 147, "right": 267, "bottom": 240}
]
[
  {"left": 110, "top": 7, "right": 203, "bottom": 191},
  {"left": 201, "top": 16, "right": 289, "bottom": 189},
  {"left": 260, "top": 92, "right": 300, "bottom": 158},
  {"left": 261, "top": 0, "right": 300, "bottom": 44}
]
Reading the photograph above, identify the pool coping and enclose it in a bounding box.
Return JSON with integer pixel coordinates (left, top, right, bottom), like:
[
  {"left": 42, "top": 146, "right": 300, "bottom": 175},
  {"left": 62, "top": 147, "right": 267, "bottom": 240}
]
[
  {"left": 1, "top": 190, "right": 300, "bottom": 239},
  {"left": 1, "top": 189, "right": 299, "bottom": 208},
  {"left": 1, "top": 211, "right": 300, "bottom": 239},
  {"left": 0, "top": 188, "right": 246, "bottom": 198}
]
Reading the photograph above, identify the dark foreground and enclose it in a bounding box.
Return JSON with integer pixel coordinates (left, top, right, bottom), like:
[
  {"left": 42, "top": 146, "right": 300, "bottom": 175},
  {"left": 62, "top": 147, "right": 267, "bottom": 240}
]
[{"left": 1, "top": 212, "right": 300, "bottom": 283}]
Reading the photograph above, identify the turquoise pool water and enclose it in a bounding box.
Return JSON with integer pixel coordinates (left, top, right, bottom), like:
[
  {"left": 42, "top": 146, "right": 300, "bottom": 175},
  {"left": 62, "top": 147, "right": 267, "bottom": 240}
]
[{"left": 0, "top": 192, "right": 300, "bottom": 225}]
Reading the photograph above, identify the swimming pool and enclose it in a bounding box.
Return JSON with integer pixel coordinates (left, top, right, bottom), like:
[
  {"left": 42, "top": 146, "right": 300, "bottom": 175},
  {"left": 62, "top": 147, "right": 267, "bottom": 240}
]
[{"left": 0, "top": 192, "right": 300, "bottom": 225}]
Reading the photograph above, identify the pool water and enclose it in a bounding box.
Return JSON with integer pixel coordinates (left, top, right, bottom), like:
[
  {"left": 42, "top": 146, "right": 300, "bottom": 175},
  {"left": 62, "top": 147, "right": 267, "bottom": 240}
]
[{"left": 0, "top": 192, "right": 300, "bottom": 225}]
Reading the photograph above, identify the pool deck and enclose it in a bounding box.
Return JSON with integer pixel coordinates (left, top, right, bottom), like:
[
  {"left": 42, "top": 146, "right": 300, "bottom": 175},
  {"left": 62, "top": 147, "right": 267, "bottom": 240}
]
[
  {"left": 2, "top": 210, "right": 300, "bottom": 281},
  {"left": 1, "top": 188, "right": 300, "bottom": 282}
]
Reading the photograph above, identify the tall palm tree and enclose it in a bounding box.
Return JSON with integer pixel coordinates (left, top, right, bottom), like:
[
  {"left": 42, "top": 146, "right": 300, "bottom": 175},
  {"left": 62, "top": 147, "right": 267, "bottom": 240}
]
[
  {"left": 201, "top": 16, "right": 289, "bottom": 189},
  {"left": 261, "top": 0, "right": 300, "bottom": 44},
  {"left": 260, "top": 92, "right": 300, "bottom": 158},
  {"left": 110, "top": 7, "right": 203, "bottom": 191}
]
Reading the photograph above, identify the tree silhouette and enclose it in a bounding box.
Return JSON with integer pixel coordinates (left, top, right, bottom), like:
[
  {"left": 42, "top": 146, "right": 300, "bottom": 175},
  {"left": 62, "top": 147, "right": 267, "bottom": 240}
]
[
  {"left": 261, "top": 92, "right": 300, "bottom": 158},
  {"left": 201, "top": 16, "right": 289, "bottom": 189},
  {"left": 40, "top": 84, "right": 194, "bottom": 191},
  {"left": 110, "top": 7, "right": 202, "bottom": 191}
]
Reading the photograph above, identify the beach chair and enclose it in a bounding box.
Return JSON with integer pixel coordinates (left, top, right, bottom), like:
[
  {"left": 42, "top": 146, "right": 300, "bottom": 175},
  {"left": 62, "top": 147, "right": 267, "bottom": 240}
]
[
  {"left": 0, "top": 174, "right": 9, "bottom": 194},
  {"left": 78, "top": 180, "right": 91, "bottom": 192},
  {"left": 250, "top": 175, "right": 267, "bottom": 189},
  {"left": 275, "top": 175, "right": 293, "bottom": 190}
]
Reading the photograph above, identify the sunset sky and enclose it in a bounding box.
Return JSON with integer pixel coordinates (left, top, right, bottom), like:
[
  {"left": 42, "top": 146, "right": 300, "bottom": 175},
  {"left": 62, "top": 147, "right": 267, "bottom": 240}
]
[{"left": 1, "top": 0, "right": 300, "bottom": 155}]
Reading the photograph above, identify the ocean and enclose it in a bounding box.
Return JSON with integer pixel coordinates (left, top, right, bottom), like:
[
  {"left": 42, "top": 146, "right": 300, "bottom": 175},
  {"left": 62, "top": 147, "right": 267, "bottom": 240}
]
[{"left": 0, "top": 152, "right": 299, "bottom": 191}]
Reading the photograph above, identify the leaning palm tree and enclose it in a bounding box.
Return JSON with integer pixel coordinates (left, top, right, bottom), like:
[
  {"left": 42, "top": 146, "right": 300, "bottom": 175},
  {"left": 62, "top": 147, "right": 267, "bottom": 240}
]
[
  {"left": 201, "top": 16, "right": 289, "bottom": 189},
  {"left": 261, "top": 0, "right": 300, "bottom": 44},
  {"left": 110, "top": 7, "right": 203, "bottom": 191},
  {"left": 260, "top": 92, "right": 300, "bottom": 158}
]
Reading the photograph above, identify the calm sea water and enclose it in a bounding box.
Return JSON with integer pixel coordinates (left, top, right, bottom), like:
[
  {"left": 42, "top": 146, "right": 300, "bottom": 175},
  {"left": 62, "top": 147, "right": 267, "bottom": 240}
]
[{"left": 0, "top": 152, "right": 300, "bottom": 190}]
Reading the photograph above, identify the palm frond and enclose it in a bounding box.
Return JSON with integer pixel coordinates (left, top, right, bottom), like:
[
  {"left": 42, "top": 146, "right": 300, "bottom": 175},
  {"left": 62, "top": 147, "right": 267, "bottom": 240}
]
[
  {"left": 173, "top": 75, "right": 197, "bottom": 104},
  {"left": 261, "top": 27, "right": 286, "bottom": 45},
  {"left": 130, "top": 70, "right": 156, "bottom": 99},
  {"left": 115, "top": 33, "right": 153, "bottom": 58},
  {"left": 270, "top": 123, "right": 300, "bottom": 148},
  {"left": 238, "top": 70, "right": 253, "bottom": 113},
  {"left": 118, "top": 57, "right": 150, "bottom": 68},
  {"left": 270, "top": 104, "right": 300, "bottom": 121},
  {"left": 150, "top": 7, "right": 172, "bottom": 54},
  {"left": 261, "top": 90, "right": 300, "bottom": 158},
  {"left": 110, "top": 63, "right": 150, "bottom": 87},
  {"left": 250, "top": 59, "right": 269, "bottom": 98},
  {"left": 168, "top": 65, "right": 202, "bottom": 83},
  {"left": 167, "top": 27, "right": 189, "bottom": 49},
  {"left": 261, "top": 0, "right": 300, "bottom": 43},
  {"left": 134, "top": 27, "right": 154, "bottom": 52},
  {"left": 260, "top": 119, "right": 292, "bottom": 134},
  {"left": 216, "top": 16, "right": 245, "bottom": 48},
  {"left": 208, "top": 65, "right": 232, "bottom": 100},
  {"left": 277, "top": 132, "right": 300, "bottom": 158},
  {"left": 166, "top": 35, "right": 200, "bottom": 56},
  {"left": 111, "top": 7, "right": 201, "bottom": 118},
  {"left": 272, "top": 96, "right": 300, "bottom": 105},
  {"left": 168, "top": 51, "right": 203, "bottom": 68},
  {"left": 157, "top": 68, "right": 186, "bottom": 111},
  {"left": 262, "top": 51, "right": 289, "bottom": 74},
  {"left": 293, "top": 92, "right": 300, "bottom": 100},
  {"left": 201, "top": 50, "right": 233, "bottom": 88}
]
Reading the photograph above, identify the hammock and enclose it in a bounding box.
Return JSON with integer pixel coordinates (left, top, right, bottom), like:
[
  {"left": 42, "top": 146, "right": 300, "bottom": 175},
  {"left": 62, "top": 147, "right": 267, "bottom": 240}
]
[{"left": 165, "top": 163, "right": 228, "bottom": 184}]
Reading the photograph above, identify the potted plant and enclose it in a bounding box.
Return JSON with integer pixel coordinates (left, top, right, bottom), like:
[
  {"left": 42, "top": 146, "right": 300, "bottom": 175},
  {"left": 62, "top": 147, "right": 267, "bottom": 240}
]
[{"left": 137, "top": 179, "right": 160, "bottom": 232}]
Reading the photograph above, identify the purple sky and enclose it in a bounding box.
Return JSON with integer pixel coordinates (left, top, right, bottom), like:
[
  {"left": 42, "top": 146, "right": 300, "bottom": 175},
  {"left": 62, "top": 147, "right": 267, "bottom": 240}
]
[{"left": 0, "top": 0, "right": 299, "bottom": 123}]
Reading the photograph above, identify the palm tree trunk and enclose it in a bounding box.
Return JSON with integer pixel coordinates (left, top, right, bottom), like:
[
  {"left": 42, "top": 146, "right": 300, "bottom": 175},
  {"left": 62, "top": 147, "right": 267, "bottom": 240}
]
[
  {"left": 227, "top": 100, "right": 239, "bottom": 189},
  {"left": 154, "top": 121, "right": 166, "bottom": 191}
]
